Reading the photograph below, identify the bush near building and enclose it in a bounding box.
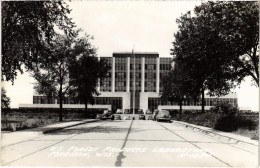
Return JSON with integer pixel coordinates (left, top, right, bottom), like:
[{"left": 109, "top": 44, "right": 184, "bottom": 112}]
[
  {"left": 172, "top": 102, "right": 258, "bottom": 140},
  {"left": 214, "top": 114, "right": 256, "bottom": 132}
]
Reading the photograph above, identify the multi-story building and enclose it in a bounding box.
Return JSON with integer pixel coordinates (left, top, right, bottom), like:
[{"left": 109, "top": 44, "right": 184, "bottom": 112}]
[
  {"left": 23, "top": 52, "right": 239, "bottom": 113},
  {"left": 95, "top": 52, "right": 172, "bottom": 113}
]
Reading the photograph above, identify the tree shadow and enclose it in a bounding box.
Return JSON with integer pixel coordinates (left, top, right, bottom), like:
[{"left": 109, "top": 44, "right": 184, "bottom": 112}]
[{"left": 45, "top": 123, "right": 147, "bottom": 135}]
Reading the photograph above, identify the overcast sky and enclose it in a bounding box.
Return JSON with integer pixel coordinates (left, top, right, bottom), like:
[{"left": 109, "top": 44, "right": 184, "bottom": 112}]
[{"left": 3, "top": 1, "right": 259, "bottom": 111}]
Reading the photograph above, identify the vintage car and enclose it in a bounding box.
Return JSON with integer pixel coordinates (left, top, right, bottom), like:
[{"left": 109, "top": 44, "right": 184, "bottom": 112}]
[
  {"left": 155, "top": 110, "right": 171, "bottom": 122},
  {"left": 147, "top": 115, "right": 153, "bottom": 120},
  {"left": 123, "top": 115, "right": 131, "bottom": 120},
  {"left": 114, "top": 114, "right": 122, "bottom": 120},
  {"left": 116, "top": 109, "right": 123, "bottom": 114},
  {"left": 139, "top": 114, "right": 146, "bottom": 120},
  {"left": 100, "top": 111, "right": 114, "bottom": 120}
]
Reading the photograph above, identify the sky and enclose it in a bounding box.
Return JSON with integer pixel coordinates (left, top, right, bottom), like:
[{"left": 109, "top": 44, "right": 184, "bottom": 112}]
[{"left": 3, "top": 1, "right": 259, "bottom": 111}]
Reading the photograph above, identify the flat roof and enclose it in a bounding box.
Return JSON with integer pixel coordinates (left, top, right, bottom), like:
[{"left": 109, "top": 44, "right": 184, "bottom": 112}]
[{"left": 113, "top": 52, "right": 159, "bottom": 57}]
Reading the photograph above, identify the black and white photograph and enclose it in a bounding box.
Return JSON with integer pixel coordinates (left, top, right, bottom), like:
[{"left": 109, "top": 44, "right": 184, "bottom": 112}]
[{"left": 1, "top": 1, "right": 259, "bottom": 167}]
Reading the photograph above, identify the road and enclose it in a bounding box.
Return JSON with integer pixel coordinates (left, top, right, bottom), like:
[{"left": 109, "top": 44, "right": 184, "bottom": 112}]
[{"left": 1, "top": 120, "right": 258, "bottom": 167}]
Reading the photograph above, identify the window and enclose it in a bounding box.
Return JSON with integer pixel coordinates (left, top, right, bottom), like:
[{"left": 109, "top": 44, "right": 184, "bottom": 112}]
[
  {"left": 103, "top": 81, "right": 110, "bottom": 87},
  {"left": 131, "top": 64, "right": 141, "bottom": 70},
  {"left": 147, "top": 64, "right": 154, "bottom": 70},
  {"left": 132, "top": 82, "right": 140, "bottom": 87},
  {"left": 117, "top": 72, "right": 125, "bottom": 78},
  {"left": 116, "top": 82, "right": 124, "bottom": 87},
  {"left": 131, "top": 72, "right": 140, "bottom": 78},
  {"left": 147, "top": 73, "right": 153, "bottom": 79},
  {"left": 106, "top": 72, "right": 111, "bottom": 78},
  {"left": 147, "top": 82, "right": 154, "bottom": 87},
  {"left": 116, "top": 65, "right": 125, "bottom": 70}
]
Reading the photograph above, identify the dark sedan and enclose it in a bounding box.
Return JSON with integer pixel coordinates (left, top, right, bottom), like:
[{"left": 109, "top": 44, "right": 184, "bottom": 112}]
[
  {"left": 139, "top": 114, "right": 146, "bottom": 120},
  {"left": 100, "top": 112, "right": 114, "bottom": 120}
]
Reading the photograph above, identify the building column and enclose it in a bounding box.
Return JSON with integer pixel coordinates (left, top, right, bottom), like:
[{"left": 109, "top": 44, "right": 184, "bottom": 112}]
[
  {"left": 112, "top": 57, "right": 115, "bottom": 92},
  {"left": 126, "top": 57, "right": 130, "bottom": 92},
  {"left": 97, "top": 56, "right": 101, "bottom": 92},
  {"left": 141, "top": 57, "right": 145, "bottom": 92},
  {"left": 156, "top": 57, "right": 160, "bottom": 93}
]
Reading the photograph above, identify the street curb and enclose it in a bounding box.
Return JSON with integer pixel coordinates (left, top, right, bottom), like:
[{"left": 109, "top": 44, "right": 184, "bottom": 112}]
[
  {"left": 173, "top": 121, "right": 258, "bottom": 147},
  {"left": 43, "top": 119, "right": 99, "bottom": 134}
]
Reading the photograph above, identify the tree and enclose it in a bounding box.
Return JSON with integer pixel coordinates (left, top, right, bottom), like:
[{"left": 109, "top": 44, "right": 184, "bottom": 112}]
[
  {"left": 32, "top": 34, "right": 93, "bottom": 121},
  {"left": 161, "top": 62, "right": 200, "bottom": 114},
  {"left": 194, "top": 2, "right": 259, "bottom": 86},
  {"left": 172, "top": 11, "right": 237, "bottom": 113},
  {"left": 69, "top": 55, "right": 109, "bottom": 113},
  {"left": 2, "top": 1, "right": 75, "bottom": 83},
  {"left": 210, "top": 102, "right": 239, "bottom": 115},
  {"left": 1, "top": 87, "right": 10, "bottom": 110}
]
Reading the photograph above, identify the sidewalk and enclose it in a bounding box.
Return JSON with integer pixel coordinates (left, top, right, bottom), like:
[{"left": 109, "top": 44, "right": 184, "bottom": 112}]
[
  {"left": 173, "top": 120, "right": 258, "bottom": 146},
  {"left": 41, "top": 119, "right": 99, "bottom": 134},
  {"left": 1, "top": 119, "right": 99, "bottom": 147}
]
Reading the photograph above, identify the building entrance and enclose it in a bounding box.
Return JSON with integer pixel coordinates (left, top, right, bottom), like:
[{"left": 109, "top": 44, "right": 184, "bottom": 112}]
[{"left": 130, "top": 91, "right": 141, "bottom": 114}]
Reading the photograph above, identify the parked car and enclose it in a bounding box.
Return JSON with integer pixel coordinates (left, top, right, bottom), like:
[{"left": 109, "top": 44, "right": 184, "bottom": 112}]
[
  {"left": 147, "top": 115, "right": 153, "bottom": 120},
  {"left": 123, "top": 115, "right": 131, "bottom": 120},
  {"left": 124, "top": 109, "right": 130, "bottom": 114},
  {"left": 116, "top": 109, "right": 123, "bottom": 114},
  {"left": 101, "top": 112, "right": 114, "bottom": 120},
  {"left": 139, "top": 114, "right": 146, "bottom": 120},
  {"left": 146, "top": 109, "right": 153, "bottom": 114},
  {"left": 137, "top": 109, "right": 143, "bottom": 114},
  {"left": 155, "top": 110, "right": 171, "bottom": 122},
  {"left": 114, "top": 114, "right": 121, "bottom": 120}
]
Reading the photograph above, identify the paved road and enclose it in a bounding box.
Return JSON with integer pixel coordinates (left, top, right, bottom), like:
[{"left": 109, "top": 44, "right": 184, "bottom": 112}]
[{"left": 1, "top": 120, "right": 258, "bottom": 167}]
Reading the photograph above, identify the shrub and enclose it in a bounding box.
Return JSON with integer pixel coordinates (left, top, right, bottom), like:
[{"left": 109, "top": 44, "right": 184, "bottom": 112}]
[
  {"left": 214, "top": 114, "right": 256, "bottom": 132},
  {"left": 214, "top": 114, "right": 237, "bottom": 131},
  {"left": 250, "top": 125, "right": 259, "bottom": 140}
]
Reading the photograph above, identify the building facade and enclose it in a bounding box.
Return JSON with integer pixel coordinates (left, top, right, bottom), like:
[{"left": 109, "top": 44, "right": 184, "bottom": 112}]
[{"left": 29, "top": 52, "right": 238, "bottom": 113}]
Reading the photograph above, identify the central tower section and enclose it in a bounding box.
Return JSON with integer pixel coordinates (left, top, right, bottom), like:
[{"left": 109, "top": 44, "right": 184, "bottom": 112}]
[{"left": 113, "top": 52, "right": 159, "bottom": 114}]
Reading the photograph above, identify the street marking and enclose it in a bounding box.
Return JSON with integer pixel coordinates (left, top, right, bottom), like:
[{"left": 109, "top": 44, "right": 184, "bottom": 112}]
[
  {"left": 1, "top": 136, "right": 43, "bottom": 149},
  {"left": 2, "top": 122, "right": 108, "bottom": 166},
  {"left": 115, "top": 120, "right": 134, "bottom": 167},
  {"left": 157, "top": 122, "right": 232, "bottom": 167},
  {"left": 1, "top": 120, "right": 102, "bottom": 148},
  {"left": 172, "top": 122, "right": 257, "bottom": 155},
  {"left": 30, "top": 139, "right": 236, "bottom": 144}
]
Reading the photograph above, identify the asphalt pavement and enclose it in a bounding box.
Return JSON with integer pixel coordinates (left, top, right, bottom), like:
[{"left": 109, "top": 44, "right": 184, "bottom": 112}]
[{"left": 1, "top": 120, "right": 258, "bottom": 167}]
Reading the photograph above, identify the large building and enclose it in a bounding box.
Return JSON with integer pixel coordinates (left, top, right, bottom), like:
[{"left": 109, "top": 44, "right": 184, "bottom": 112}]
[{"left": 22, "top": 52, "right": 239, "bottom": 113}]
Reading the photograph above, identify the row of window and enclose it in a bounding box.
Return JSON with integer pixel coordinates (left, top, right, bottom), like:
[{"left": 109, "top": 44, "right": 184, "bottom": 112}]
[
  {"left": 33, "top": 96, "right": 55, "bottom": 104},
  {"left": 33, "top": 96, "right": 122, "bottom": 110},
  {"left": 114, "top": 64, "right": 170, "bottom": 70},
  {"left": 103, "top": 65, "right": 170, "bottom": 81},
  {"left": 33, "top": 96, "right": 78, "bottom": 104},
  {"left": 115, "top": 72, "right": 157, "bottom": 79},
  {"left": 114, "top": 64, "right": 171, "bottom": 70},
  {"left": 114, "top": 81, "right": 156, "bottom": 88},
  {"left": 160, "top": 64, "right": 171, "bottom": 70},
  {"left": 148, "top": 98, "right": 238, "bottom": 110}
]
